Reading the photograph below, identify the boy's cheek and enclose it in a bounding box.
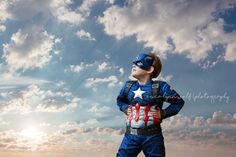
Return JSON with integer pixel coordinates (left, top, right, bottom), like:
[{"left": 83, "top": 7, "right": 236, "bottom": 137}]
[{"left": 131, "top": 71, "right": 137, "bottom": 76}]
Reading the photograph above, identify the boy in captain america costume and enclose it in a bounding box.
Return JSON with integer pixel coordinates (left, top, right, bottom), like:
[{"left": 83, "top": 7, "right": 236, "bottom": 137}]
[{"left": 116, "top": 52, "right": 185, "bottom": 157}]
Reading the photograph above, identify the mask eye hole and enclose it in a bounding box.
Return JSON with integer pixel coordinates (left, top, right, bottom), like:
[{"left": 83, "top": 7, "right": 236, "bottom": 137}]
[{"left": 136, "top": 61, "right": 143, "bottom": 66}]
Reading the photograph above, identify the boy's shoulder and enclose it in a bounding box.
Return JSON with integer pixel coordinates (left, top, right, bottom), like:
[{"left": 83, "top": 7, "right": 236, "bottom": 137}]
[
  {"left": 152, "top": 79, "right": 168, "bottom": 85},
  {"left": 123, "top": 79, "right": 168, "bottom": 86},
  {"left": 152, "top": 80, "right": 171, "bottom": 92}
]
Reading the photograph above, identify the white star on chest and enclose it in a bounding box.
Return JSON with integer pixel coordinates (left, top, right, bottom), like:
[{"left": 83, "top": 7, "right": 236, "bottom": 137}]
[{"left": 132, "top": 87, "right": 146, "bottom": 99}]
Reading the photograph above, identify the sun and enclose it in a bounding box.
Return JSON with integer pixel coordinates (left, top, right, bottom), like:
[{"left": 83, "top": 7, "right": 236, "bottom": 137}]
[
  {"left": 20, "top": 127, "right": 46, "bottom": 143},
  {"left": 21, "top": 127, "right": 40, "bottom": 139},
  {"left": 19, "top": 127, "right": 47, "bottom": 150}
]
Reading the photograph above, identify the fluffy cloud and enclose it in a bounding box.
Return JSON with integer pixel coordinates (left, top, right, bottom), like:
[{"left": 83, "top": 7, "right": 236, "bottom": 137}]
[
  {"left": 2, "top": 28, "right": 56, "bottom": 72},
  {"left": 77, "top": 0, "right": 98, "bottom": 17},
  {"left": 33, "top": 111, "right": 236, "bottom": 151},
  {"left": 206, "top": 111, "right": 236, "bottom": 128},
  {"left": 0, "top": 25, "right": 6, "bottom": 32},
  {"left": 35, "top": 97, "right": 78, "bottom": 113},
  {"left": 0, "top": 0, "right": 12, "bottom": 30},
  {"left": 162, "top": 111, "right": 236, "bottom": 131},
  {"left": 59, "top": 119, "right": 99, "bottom": 129},
  {"left": 119, "top": 68, "right": 124, "bottom": 76},
  {"left": 0, "top": 0, "right": 86, "bottom": 26},
  {"left": 76, "top": 29, "right": 96, "bottom": 41},
  {"left": 97, "top": 62, "right": 110, "bottom": 72},
  {"left": 0, "top": 84, "right": 79, "bottom": 113},
  {"left": 161, "top": 111, "right": 236, "bottom": 147},
  {"left": 225, "top": 43, "right": 236, "bottom": 61},
  {"left": 87, "top": 105, "right": 111, "bottom": 116},
  {"left": 68, "top": 61, "right": 123, "bottom": 75},
  {"left": 51, "top": 0, "right": 84, "bottom": 25},
  {"left": 99, "top": 0, "right": 236, "bottom": 64},
  {"left": 0, "top": 118, "right": 10, "bottom": 125},
  {"left": 69, "top": 62, "right": 95, "bottom": 73},
  {"left": 0, "top": 111, "right": 235, "bottom": 155},
  {"left": 0, "top": 74, "right": 50, "bottom": 86},
  {"left": 85, "top": 75, "right": 122, "bottom": 88},
  {"left": 0, "top": 0, "right": 111, "bottom": 27},
  {"left": 0, "top": 128, "right": 48, "bottom": 151},
  {"left": 59, "top": 126, "right": 124, "bottom": 137}
]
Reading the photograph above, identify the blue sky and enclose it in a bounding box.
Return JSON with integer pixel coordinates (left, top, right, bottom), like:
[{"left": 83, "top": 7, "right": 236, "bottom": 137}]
[{"left": 0, "top": 0, "right": 236, "bottom": 157}]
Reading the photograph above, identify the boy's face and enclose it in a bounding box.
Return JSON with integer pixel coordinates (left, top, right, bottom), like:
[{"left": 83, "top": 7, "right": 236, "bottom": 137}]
[{"left": 131, "top": 64, "right": 150, "bottom": 78}]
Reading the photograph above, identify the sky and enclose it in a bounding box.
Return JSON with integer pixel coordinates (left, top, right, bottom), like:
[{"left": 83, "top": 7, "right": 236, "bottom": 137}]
[{"left": 0, "top": 0, "right": 236, "bottom": 157}]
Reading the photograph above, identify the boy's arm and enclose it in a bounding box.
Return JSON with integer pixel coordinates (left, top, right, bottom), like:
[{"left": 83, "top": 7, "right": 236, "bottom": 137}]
[
  {"left": 117, "top": 81, "right": 130, "bottom": 115},
  {"left": 159, "top": 81, "right": 185, "bottom": 119}
]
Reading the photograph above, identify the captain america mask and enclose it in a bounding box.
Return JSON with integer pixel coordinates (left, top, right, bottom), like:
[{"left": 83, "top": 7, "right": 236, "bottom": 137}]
[{"left": 133, "top": 53, "right": 154, "bottom": 70}]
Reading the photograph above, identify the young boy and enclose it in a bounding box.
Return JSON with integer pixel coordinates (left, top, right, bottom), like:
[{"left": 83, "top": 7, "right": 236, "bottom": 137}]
[{"left": 116, "top": 52, "right": 185, "bottom": 157}]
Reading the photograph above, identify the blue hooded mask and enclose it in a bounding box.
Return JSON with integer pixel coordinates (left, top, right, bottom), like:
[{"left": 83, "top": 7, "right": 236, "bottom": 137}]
[{"left": 133, "top": 53, "right": 154, "bottom": 70}]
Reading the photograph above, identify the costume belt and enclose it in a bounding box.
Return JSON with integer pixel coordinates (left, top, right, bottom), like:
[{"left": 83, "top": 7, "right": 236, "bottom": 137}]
[{"left": 126, "top": 124, "right": 162, "bottom": 136}]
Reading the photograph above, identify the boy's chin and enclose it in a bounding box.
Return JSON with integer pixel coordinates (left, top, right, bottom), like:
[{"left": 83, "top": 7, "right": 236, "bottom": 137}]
[
  {"left": 131, "top": 73, "right": 136, "bottom": 77},
  {"left": 130, "top": 74, "right": 138, "bottom": 80}
]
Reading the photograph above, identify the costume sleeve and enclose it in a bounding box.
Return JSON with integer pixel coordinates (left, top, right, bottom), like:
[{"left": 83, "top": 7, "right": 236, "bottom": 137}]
[
  {"left": 117, "top": 81, "right": 130, "bottom": 114},
  {"left": 159, "top": 81, "right": 185, "bottom": 119}
]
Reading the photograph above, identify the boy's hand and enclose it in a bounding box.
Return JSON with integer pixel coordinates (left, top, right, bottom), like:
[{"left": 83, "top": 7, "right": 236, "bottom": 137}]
[
  {"left": 151, "top": 107, "right": 161, "bottom": 119},
  {"left": 125, "top": 107, "right": 132, "bottom": 116}
]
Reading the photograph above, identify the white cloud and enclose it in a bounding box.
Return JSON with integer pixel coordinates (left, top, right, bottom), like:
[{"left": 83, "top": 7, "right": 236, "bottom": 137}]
[
  {"left": 99, "top": 0, "right": 236, "bottom": 64},
  {"left": 119, "top": 68, "right": 124, "bottom": 76},
  {"left": 105, "top": 54, "right": 110, "bottom": 59},
  {"left": 156, "top": 111, "right": 236, "bottom": 150},
  {"left": 59, "top": 119, "right": 99, "bottom": 130},
  {"left": 1, "top": 112, "right": 236, "bottom": 156},
  {"left": 206, "top": 111, "right": 236, "bottom": 128},
  {"left": 0, "top": 0, "right": 12, "bottom": 32},
  {"left": 54, "top": 38, "right": 62, "bottom": 44},
  {"left": 88, "top": 105, "right": 110, "bottom": 113},
  {"left": 59, "top": 121, "right": 78, "bottom": 129},
  {"left": 39, "top": 123, "right": 51, "bottom": 127},
  {"left": 0, "top": 74, "right": 50, "bottom": 86},
  {"left": 51, "top": 0, "right": 84, "bottom": 25},
  {"left": 162, "top": 111, "right": 236, "bottom": 132},
  {"left": 0, "top": 85, "right": 40, "bottom": 114},
  {"left": 0, "top": 118, "right": 10, "bottom": 125},
  {"left": 77, "top": 0, "right": 98, "bottom": 17},
  {"left": 0, "top": 25, "right": 6, "bottom": 32},
  {"left": 0, "top": 0, "right": 93, "bottom": 29},
  {"left": 0, "top": 0, "right": 12, "bottom": 23},
  {"left": 52, "top": 0, "right": 113, "bottom": 25},
  {"left": 35, "top": 97, "right": 78, "bottom": 113},
  {"left": 2, "top": 28, "right": 56, "bottom": 72},
  {"left": 37, "top": 111, "right": 236, "bottom": 153},
  {"left": 97, "top": 62, "right": 110, "bottom": 72},
  {"left": 0, "top": 129, "right": 48, "bottom": 151},
  {"left": 85, "top": 75, "right": 120, "bottom": 88},
  {"left": 225, "top": 43, "right": 236, "bottom": 61},
  {"left": 68, "top": 61, "right": 123, "bottom": 75},
  {"left": 69, "top": 62, "right": 95, "bottom": 73},
  {"left": 76, "top": 29, "right": 96, "bottom": 41},
  {"left": 106, "top": 0, "right": 115, "bottom": 5},
  {"left": 82, "top": 119, "right": 98, "bottom": 126},
  {"left": 0, "top": 84, "right": 79, "bottom": 113}
]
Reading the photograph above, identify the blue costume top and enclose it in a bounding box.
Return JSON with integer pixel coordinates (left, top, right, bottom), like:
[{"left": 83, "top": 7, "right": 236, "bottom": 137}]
[{"left": 117, "top": 80, "right": 184, "bottom": 128}]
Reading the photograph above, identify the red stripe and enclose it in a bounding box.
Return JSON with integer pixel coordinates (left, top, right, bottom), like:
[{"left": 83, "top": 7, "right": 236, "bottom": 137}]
[
  {"left": 144, "top": 105, "right": 151, "bottom": 126},
  {"left": 128, "top": 105, "right": 133, "bottom": 124},
  {"left": 135, "top": 103, "right": 140, "bottom": 122},
  {"left": 153, "top": 107, "right": 160, "bottom": 124}
]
